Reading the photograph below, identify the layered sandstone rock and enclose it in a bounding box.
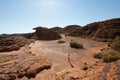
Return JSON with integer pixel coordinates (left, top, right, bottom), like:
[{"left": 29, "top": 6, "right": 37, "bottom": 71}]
[{"left": 0, "top": 46, "right": 52, "bottom": 80}]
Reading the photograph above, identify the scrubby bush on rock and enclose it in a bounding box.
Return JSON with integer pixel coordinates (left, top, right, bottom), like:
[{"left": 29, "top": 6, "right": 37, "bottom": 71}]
[
  {"left": 70, "top": 41, "right": 83, "bottom": 49},
  {"left": 94, "top": 49, "right": 120, "bottom": 63}
]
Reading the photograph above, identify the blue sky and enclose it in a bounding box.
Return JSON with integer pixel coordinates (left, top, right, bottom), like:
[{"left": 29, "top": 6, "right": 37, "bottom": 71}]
[{"left": 0, "top": 0, "right": 120, "bottom": 34}]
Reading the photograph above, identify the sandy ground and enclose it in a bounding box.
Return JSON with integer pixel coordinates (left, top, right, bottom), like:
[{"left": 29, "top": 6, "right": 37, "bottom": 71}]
[{"left": 16, "top": 35, "right": 107, "bottom": 80}]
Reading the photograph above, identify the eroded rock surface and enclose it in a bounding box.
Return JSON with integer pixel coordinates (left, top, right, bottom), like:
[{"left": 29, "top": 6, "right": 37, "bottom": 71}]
[
  {"left": 32, "top": 27, "right": 61, "bottom": 40},
  {"left": 0, "top": 45, "right": 52, "bottom": 80},
  {"left": 90, "top": 60, "right": 120, "bottom": 80},
  {"left": 0, "top": 36, "right": 33, "bottom": 52},
  {"left": 54, "top": 60, "right": 120, "bottom": 80}
]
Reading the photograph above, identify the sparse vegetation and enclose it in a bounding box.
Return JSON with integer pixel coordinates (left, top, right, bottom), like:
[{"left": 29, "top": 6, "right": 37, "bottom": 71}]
[
  {"left": 93, "top": 49, "right": 120, "bottom": 63},
  {"left": 57, "top": 40, "right": 65, "bottom": 43},
  {"left": 94, "top": 36, "right": 120, "bottom": 63},
  {"left": 93, "top": 52, "right": 103, "bottom": 59},
  {"left": 70, "top": 41, "right": 83, "bottom": 49},
  {"left": 102, "top": 49, "right": 120, "bottom": 62},
  {"left": 110, "top": 36, "right": 120, "bottom": 51}
]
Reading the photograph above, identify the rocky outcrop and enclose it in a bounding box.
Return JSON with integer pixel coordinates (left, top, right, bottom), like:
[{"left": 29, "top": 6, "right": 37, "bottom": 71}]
[
  {"left": 50, "top": 25, "right": 81, "bottom": 35},
  {"left": 55, "top": 60, "right": 120, "bottom": 80},
  {"left": 0, "top": 46, "right": 52, "bottom": 80},
  {"left": 89, "top": 60, "right": 120, "bottom": 80},
  {"left": 55, "top": 69, "right": 86, "bottom": 80},
  {"left": 63, "top": 25, "right": 81, "bottom": 34},
  {"left": 50, "top": 27, "right": 63, "bottom": 33},
  {"left": 32, "top": 27, "right": 61, "bottom": 40},
  {"left": 69, "top": 18, "right": 120, "bottom": 42},
  {"left": 0, "top": 36, "right": 33, "bottom": 52}
]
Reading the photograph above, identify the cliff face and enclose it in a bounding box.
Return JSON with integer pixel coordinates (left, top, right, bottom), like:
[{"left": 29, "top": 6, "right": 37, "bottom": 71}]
[
  {"left": 32, "top": 27, "right": 61, "bottom": 40},
  {"left": 69, "top": 18, "right": 120, "bottom": 42}
]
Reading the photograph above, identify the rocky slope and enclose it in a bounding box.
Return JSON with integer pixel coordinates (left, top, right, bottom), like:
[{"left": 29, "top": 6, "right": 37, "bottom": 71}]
[
  {"left": 90, "top": 60, "right": 120, "bottom": 80},
  {"left": 68, "top": 18, "right": 120, "bottom": 42},
  {"left": 55, "top": 60, "right": 120, "bottom": 80},
  {"left": 0, "top": 45, "right": 52, "bottom": 80},
  {"left": 0, "top": 36, "right": 33, "bottom": 52}
]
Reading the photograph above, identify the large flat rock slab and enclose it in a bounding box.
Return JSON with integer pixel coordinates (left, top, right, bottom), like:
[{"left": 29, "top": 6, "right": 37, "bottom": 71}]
[{"left": 0, "top": 45, "right": 52, "bottom": 80}]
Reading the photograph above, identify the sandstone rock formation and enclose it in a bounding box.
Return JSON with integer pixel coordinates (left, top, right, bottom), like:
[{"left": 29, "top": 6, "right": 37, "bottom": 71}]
[
  {"left": 54, "top": 60, "right": 120, "bottom": 80},
  {"left": 50, "top": 27, "right": 63, "bottom": 33},
  {"left": 69, "top": 18, "right": 120, "bottom": 42},
  {"left": 55, "top": 69, "right": 86, "bottom": 80},
  {"left": 0, "top": 36, "right": 33, "bottom": 52},
  {"left": 0, "top": 45, "right": 52, "bottom": 80},
  {"left": 32, "top": 27, "right": 61, "bottom": 40},
  {"left": 63, "top": 25, "right": 81, "bottom": 34},
  {"left": 89, "top": 60, "right": 120, "bottom": 80}
]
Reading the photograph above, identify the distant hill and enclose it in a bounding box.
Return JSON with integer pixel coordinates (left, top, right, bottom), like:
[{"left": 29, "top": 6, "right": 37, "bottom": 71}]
[
  {"left": 0, "top": 33, "right": 32, "bottom": 39},
  {"left": 68, "top": 18, "right": 120, "bottom": 42},
  {"left": 1, "top": 18, "right": 120, "bottom": 42},
  {"left": 50, "top": 25, "right": 81, "bottom": 35},
  {"left": 50, "top": 27, "right": 63, "bottom": 33}
]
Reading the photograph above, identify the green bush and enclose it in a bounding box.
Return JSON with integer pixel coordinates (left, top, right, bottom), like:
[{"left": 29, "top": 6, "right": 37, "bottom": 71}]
[
  {"left": 57, "top": 40, "right": 65, "bottom": 43},
  {"left": 70, "top": 41, "right": 83, "bottom": 49},
  {"left": 102, "top": 53, "right": 119, "bottom": 63},
  {"left": 102, "top": 49, "right": 120, "bottom": 62},
  {"left": 109, "top": 36, "right": 120, "bottom": 51},
  {"left": 115, "top": 36, "right": 120, "bottom": 40},
  {"left": 93, "top": 49, "right": 120, "bottom": 63},
  {"left": 111, "top": 40, "right": 120, "bottom": 51}
]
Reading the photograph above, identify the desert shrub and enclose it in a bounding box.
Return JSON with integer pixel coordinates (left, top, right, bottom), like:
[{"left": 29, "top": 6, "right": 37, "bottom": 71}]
[
  {"left": 103, "top": 53, "right": 119, "bottom": 63},
  {"left": 57, "top": 40, "right": 65, "bottom": 43},
  {"left": 115, "top": 36, "right": 120, "bottom": 40},
  {"left": 111, "top": 39, "right": 120, "bottom": 51},
  {"left": 70, "top": 41, "right": 83, "bottom": 49},
  {"left": 108, "top": 36, "right": 120, "bottom": 51},
  {"left": 93, "top": 52, "right": 103, "bottom": 59},
  {"left": 93, "top": 49, "right": 120, "bottom": 63},
  {"left": 102, "top": 49, "right": 120, "bottom": 62}
]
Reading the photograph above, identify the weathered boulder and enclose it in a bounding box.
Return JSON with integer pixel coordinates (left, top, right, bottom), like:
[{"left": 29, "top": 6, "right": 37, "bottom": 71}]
[{"left": 32, "top": 27, "right": 61, "bottom": 40}]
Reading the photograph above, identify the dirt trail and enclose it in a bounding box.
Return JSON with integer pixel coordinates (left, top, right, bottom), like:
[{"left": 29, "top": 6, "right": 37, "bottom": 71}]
[{"left": 18, "top": 35, "right": 107, "bottom": 80}]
